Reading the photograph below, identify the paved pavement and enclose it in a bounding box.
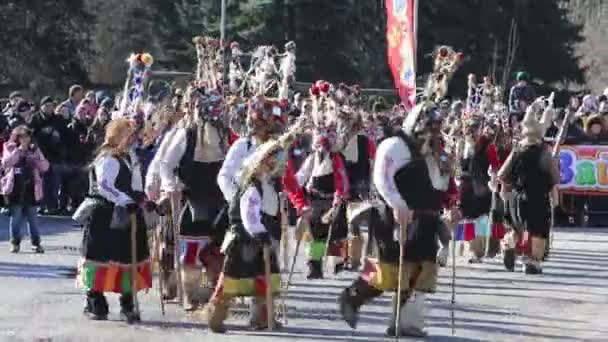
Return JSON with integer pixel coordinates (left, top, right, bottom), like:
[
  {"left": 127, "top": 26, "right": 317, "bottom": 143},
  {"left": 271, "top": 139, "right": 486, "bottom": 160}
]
[{"left": 1, "top": 216, "right": 608, "bottom": 342}]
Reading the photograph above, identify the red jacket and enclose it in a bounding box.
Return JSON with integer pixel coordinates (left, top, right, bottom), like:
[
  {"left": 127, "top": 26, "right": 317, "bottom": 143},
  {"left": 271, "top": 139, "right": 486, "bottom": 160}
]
[{"left": 282, "top": 152, "right": 349, "bottom": 214}]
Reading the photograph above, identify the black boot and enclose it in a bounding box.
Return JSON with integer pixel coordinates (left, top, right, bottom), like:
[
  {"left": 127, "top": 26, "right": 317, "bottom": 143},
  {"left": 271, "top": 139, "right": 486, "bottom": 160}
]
[
  {"left": 307, "top": 260, "right": 323, "bottom": 279},
  {"left": 503, "top": 248, "right": 516, "bottom": 272},
  {"left": 339, "top": 278, "right": 383, "bottom": 329},
  {"left": 120, "top": 293, "right": 141, "bottom": 324},
  {"left": 84, "top": 291, "right": 108, "bottom": 320},
  {"left": 524, "top": 262, "right": 543, "bottom": 275},
  {"left": 334, "top": 261, "right": 346, "bottom": 275}
]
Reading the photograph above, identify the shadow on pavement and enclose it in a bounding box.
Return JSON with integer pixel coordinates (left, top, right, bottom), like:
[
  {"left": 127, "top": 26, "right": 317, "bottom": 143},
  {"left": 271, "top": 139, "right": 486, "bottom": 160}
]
[
  {"left": 0, "top": 216, "right": 80, "bottom": 242},
  {"left": 136, "top": 320, "right": 206, "bottom": 330},
  {"left": 0, "top": 261, "right": 77, "bottom": 279}
]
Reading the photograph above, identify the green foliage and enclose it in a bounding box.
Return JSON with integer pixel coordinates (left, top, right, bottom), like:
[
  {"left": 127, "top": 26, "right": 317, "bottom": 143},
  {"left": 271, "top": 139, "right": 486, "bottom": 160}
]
[
  {"left": 418, "top": 0, "right": 585, "bottom": 98},
  {"left": 0, "top": 0, "right": 591, "bottom": 97},
  {"left": 0, "top": 1, "right": 93, "bottom": 93}
]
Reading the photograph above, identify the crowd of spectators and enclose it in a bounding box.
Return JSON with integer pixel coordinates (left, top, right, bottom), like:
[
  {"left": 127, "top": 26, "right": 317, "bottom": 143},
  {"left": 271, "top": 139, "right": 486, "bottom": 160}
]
[
  {"left": 543, "top": 92, "right": 608, "bottom": 145},
  {"left": 0, "top": 85, "right": 111, "bottom": 218}
]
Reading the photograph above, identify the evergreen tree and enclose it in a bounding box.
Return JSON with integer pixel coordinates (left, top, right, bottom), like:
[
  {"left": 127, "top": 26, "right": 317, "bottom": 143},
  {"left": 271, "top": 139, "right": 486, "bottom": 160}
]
[
  {"left": 417, "top": 0, "right": 584, "bottom": 98},
  {"left": 0, "top": 1, "right": 93, "bottom": 93},
  {"left": 88, "top": 0, "right": 158, "bottom": 86},
  {"left": 150, "top": 0, "right": 208, "bottom": 71}
]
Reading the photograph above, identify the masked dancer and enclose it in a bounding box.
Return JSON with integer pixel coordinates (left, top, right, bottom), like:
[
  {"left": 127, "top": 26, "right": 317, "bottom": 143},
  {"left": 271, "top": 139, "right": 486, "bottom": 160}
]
[
  {"left": 499, "top": 109, "right": 558, "bottom": 274},
  {"left": 159, "top": 85, "right": 228, "bottom": 310},
  {"left": 339, "top": 103, "right": 457, "bottom": 337},
  {"left": 205, "top": 139, "right": 288, "bottom": 332},
  {"left": 78, "top": 118, "right": 152, "bottom": 323}
]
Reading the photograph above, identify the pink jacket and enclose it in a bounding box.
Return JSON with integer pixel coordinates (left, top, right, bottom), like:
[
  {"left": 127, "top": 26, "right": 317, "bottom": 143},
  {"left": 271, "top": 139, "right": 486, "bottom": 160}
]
[{"left": 1, "top": 142, "right": 49, "bottom": 202}]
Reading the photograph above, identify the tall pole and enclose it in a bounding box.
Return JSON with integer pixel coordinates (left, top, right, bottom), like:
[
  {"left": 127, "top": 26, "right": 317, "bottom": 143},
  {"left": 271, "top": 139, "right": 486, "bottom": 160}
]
[
  {"left": 413, "top": 0, "right": 419, "bottom": 72},
  {"left": 220, "top": 0, "right": 226, "bottom": 43},
  {"left": 220, "top": 0, "right": 229, "bottom": 94}
]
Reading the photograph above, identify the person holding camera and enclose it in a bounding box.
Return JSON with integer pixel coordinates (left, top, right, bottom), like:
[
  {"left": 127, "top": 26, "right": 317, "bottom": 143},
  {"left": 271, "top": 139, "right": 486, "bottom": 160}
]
[{"left": 1, "top": 125, "right": 49, "bottom": 253}]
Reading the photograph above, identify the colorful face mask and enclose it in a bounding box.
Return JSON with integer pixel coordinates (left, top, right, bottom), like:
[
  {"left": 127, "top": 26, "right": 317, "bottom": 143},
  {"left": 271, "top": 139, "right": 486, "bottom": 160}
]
[{"left": 313, "top": 126, "right": 337, "bottom": 152}]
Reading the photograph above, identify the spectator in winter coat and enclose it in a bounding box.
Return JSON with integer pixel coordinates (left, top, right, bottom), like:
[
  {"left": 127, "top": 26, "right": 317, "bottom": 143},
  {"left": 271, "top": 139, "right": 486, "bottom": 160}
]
[
  {"left": 8, "top": 101, "right": 34, "bottom": 131},
  {"left": 2, "top": 91, "right": 23, "bottom": 116},
  {"left": 584, "top": 114, "right": 608, "bottom": 143},
  {"left": 544, "top": 108, "right": 585, "bottom": 144},
  {"left": 31, "top": 97, "right": 67, "bottom": 215},
  {"left": 56, "top": 84, "right": 83, "bottom": 119},
  {"left": 58, "top": 100, "right": 95, "bottom": 213},
  {"left": 1, "top": 125, "right": 49, "bottom": 253},
  {"left": 85, "top": 98, "right": 112, "bottom": 149},
  {"left": 85, "top": 91, "right": 99, "bottom": 115},
  {"left": 508, "top": 71, "right": 536, "bottom": 116}
]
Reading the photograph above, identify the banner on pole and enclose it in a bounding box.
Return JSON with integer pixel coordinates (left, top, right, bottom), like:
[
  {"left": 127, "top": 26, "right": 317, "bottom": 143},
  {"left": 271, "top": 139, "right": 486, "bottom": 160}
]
[
  {"left": 558, "top": 145, "right": 608, "bottom": 194},
  {"left": 386, "top": 0, "right": 417, "bottom": 109}
]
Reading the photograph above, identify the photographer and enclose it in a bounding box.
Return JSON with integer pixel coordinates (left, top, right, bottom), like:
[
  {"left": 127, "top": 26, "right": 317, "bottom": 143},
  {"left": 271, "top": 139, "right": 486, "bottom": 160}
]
[{"left": 1, "top": 126, "right": 49, "bottom": 253}]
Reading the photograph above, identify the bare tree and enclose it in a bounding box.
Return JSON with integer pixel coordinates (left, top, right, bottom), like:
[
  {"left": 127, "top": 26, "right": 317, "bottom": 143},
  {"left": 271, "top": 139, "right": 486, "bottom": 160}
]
[{"left": 500, "top": 18, "right": 519, "bottom": 95}]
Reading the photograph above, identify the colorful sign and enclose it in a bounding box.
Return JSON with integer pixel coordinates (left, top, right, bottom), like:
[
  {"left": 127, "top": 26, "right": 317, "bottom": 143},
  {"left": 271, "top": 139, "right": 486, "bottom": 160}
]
[
  {"left": 558, "top": 145, "right": 608, "bottom": 193},
  {"left": 386, "top": 0, "right": 416, "bottom": 109}
]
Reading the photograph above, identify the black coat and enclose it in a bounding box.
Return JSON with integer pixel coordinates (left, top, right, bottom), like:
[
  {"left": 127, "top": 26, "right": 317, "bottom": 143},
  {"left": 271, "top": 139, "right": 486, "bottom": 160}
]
[
  {"left": 62, "top": 119, "right": 94, "bottom": 165},
  {"left": 31, "top": 112, "right": 68, "bottom": 163}
]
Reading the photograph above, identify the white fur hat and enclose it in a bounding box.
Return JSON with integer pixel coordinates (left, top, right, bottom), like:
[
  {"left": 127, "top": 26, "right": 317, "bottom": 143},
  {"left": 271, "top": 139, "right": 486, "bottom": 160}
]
[{"left": 520, "top": 106, "right": 544, "bottom": 140}]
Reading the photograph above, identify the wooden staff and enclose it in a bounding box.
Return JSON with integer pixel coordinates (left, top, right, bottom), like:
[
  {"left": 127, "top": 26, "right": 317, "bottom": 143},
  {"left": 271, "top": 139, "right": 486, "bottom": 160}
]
[
  {"left": 286, "top": 218, "right": 305, "bottom": 288},
  {"left": 322, "top": 201, "right": 341, "bottom": 272},
  {"left": 451, "top": 218, "right": 457, "bottom": 335},
  {"left": 153, "top": 226, "right": 165, "bottom": 315},
  {"left": 394, "top": 220, "right": 406, "bottom": 341},
  {"left": 278, "top": 193, "right": 290, "bottom": 325},
  {"left": 130, "top": 214, "right": 140, "bottom": 318},
  {"left": 119, "top": 71, "right": 132, "bottom": 115},
  {"left": 549, "top": 101, "right": 572, "bottom": 248},
  {"left": 280, "top": 192, "right": 289, "bottom": 271},
  {"left": 170, "top": 195, "right": 184, "bottom": 305},
  {"left": 263, "top": 246, "right": 274, "bottom": 331}
]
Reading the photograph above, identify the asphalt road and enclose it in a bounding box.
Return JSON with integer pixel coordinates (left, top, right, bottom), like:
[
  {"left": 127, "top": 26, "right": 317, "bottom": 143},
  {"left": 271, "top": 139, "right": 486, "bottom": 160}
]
[{"left": 1, "top": 216, "right": 608, "bottom": 342}]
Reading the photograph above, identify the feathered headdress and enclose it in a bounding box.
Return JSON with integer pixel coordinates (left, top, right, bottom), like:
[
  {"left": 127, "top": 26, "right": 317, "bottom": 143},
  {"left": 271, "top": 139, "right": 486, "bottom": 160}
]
[
  {"left": 520, "top": 106, "right": 544, "bottom": 143},
  {"left": 240, "top": 115, "right": 308, "bottom": 185},
  {"left": 118, "top": 52, "right": 154, "bottom": 119},
  {"left": 425, "top": 45, "right": 464, "bottom": 102}
]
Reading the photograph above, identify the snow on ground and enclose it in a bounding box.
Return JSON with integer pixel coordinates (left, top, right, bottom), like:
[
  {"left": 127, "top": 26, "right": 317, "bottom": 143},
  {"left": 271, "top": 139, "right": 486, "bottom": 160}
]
[{"left": 1, "top": 217, "right": 608, "bottom": 342}]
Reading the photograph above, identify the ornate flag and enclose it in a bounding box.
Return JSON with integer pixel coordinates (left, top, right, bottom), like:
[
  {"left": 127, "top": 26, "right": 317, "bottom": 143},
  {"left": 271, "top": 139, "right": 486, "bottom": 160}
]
[{"left": 386, "top": 0, "right": 417, "bottom": 109}]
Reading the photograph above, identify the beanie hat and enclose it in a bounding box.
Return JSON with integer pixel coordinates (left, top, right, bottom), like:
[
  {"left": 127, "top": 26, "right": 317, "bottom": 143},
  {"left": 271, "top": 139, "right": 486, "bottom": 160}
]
[
  {"left": 516, "top": 71, "right": 529, "bottom": 82},
  {"left": 40, "top": 96, "right": 54, "bottom": 106}
]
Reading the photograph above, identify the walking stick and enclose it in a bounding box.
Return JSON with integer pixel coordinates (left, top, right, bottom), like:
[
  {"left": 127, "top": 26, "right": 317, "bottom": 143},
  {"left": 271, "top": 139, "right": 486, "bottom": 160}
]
[
  {"left": 263, "top": 246, "right": 274, "bottom": 331},
  {"left": 280, "top": 193, "right": 289, "bottom": 271},
  {"left": 485, "top": 193, "right": 495, "bottom": 258},
  {"left": 322, "top": 202, "right": 340, "bottom": 272},
  {"left": 154, "top": 226, "right": 166, "bottom": 315},
  {"left": 286, "top": 235, "right": 302, "bottom": 289},
  {"left": 395, "top": 220, "right": 405, "bottom": 341},
  {"left": 280, "top": 220, "right": 307, "bottom": 327},
  {"left": 451, "top": 221, "right": 457, "bottom": 336},
  {"left": 548, "top": 104, "right": 572, "bottom": 251},
  {"left": 278, "top": 193, "right": 291, "bottom": 325},
  {"left": 130, "top": 214, "right": 140, "bottom": 317},
  {"left": 170, "top": 195, "right": 184, "bottom": 305}
]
